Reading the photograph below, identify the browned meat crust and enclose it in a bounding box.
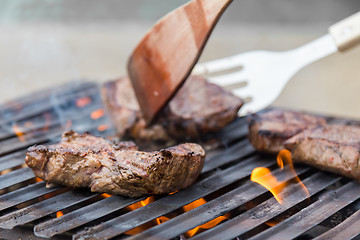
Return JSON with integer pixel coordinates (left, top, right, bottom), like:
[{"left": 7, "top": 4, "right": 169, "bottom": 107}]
[
  {"left": 102, "top": 75, "right": 244, "bottom": 141},
  {"left": 285, "top": 125, "right": 360, "bottom": 180},
  {"left": 25, "top": 131, "right": 205, "bottom": 197},
  {"left": 248, "top": 109, "right": 326, "bottom": 152},
  {"left": 248, "top": 108, "right": 360, "bottom": 181}
]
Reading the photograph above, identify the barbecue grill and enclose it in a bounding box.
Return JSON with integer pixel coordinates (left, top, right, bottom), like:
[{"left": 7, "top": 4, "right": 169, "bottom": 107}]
[{"left": 1, "top": 81, "right": 360, "bottom": 240}]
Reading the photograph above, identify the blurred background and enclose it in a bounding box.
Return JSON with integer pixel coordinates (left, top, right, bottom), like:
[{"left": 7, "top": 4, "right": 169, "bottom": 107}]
[{"left": 1, "top": 0, "right": 360, "bottom": 118}]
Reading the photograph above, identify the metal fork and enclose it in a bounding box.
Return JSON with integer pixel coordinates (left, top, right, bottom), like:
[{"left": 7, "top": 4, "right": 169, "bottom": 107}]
[{"left": 193, "top": 11, "right": 360, "bottom": 116}]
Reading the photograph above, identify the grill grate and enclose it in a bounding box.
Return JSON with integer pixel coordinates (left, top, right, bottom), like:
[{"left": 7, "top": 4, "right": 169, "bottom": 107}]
[{"left": 0, "top": 81, "right": 360, "bottom": 240}]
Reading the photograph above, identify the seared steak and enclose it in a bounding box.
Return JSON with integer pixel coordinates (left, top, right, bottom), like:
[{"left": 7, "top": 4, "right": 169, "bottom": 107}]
[
  {"left": 285, "top": 125, "right": 360, "bottom": 180},
  {"left": 102, "top": 75, "right": 244, "bottom": 141},
  {"left": 248, "top": 109, "right": 326, "bottom": 152},
  {"left": 248, "top": 109, "right": 360, "bottom": 180},
  {"left": 25, "top": 131, "right": 205, "bottom": 197}
]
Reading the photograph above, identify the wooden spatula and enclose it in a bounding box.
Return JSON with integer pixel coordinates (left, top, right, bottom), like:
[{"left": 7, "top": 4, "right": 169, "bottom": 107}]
[{"left": 128, "top": 0, "right": 233, "bottom": 124}]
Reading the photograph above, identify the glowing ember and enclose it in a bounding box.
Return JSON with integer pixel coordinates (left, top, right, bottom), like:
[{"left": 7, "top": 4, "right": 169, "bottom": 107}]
[
  {"left": 251, "top": 149, "right": 309, "bottom": 204},
  {"left": 35, "top": 177, "right": 43, "bottom": 183},
  {"left": 42, "top": 112, "right": 52, "bottom": 132},
  {"left": 265, "top": 220, "right": 280, "bottom": 227},
  {"left": 56, "top": 211, "right": 64, "bottom": 218},
  {"left": 183, "top": 198, "right": 229, "bottom": 237},
  {"left": 24, "top": 121, "right": 33, "bottom": 128},
  {"left": 127, "top": 196, "right": 154, "bottom": 211},
  {"left": 125, "top": 196, "right": 228, "bottom": 236},
  {"left": 76, "top": 97, "right": 92, "bottom": 107},
  {"left": 0, "top": 169, "right": 11, "bottom": 175},
  {"left": 155, "top": 216, "right": 170, "bottom": 225},
  {"left": 97, "top": 124, "right": 109, "bottom": 132},
  {"left": 65, "top": 119, "right": 72, "bottom": 130},
  {"left": 101, "top": 193, "right": 112, "bottom": 198},
  {"left": 91, "top": 109, "right": 105, "bottom": 120},
  {"left": 12, "top": 124, "right": 26, "bottom": 142},
  {"left": 125, "top": 196, "right": 174, "bottom": 235}
]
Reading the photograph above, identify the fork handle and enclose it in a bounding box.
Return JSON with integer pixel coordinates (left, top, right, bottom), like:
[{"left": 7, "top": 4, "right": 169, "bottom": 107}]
[{"left": 329, "top": 11, "right": 360, "bottom": 51}]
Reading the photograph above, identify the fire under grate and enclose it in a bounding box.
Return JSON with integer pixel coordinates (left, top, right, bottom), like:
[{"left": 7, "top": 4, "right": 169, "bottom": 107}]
[{"left": 1, "top": 81, "right": 360, "bottom": 240}]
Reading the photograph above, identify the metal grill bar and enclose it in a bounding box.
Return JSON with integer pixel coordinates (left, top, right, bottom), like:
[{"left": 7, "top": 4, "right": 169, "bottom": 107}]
[
  {"left": 248, "top": 181, "right": 360, "bottom": 240},
  {"left": 0, "top": 181, "right": 61, "bottom": 212},
  {"left": 0, "top": 151, "right": 26, "bottom": 172},
  {"left": 34, "top": 195, "right": 147, "bottom": 238},
  {"left": 0, "top": 131, "right": 60, "bottom": 156},
  {"left": 314, "top": 209, "right": 360, "bottom": 240},
  {"left": 0, "top": 82, "right": 98, "bottom": 125},
  {"left": 0, "top": 83, "right": 102, "bottom": 153},
  {"left": 0, "top": 190, "right": 98, "bottom": 229},
  {"left": 0, "top": 81, "right": 95, "bottom": 113},
  {"left": 73, "top": 155, "right": 275, "bottom": 240},
  {"left": 0, "top": 226, "right": 69, "bottom": 240},
  {"left": 0, "top": 101, "right": 102, "bottom": 141},
  {"left": 0, "top": 167, "right": 35, "bottom": 190},
  {"left": 193, "top": 172, "right": 342, "bottom": 240},
  {"left": 202, "top": 139, "right": 254, "bottom": 173},
  {"left": 126, "top": 165, "right": 312, "bottom": 240},
  {"left": 0, "top": 115, "right": 110, "bottom": 157},
  {"left": 218, "top": 117, "right": 248, "bottom": 145}
]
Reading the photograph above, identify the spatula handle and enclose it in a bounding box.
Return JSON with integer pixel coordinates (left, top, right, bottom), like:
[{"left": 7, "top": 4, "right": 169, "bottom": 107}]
[{"left": 329, "top": 11, "right": 360, "bottom": 51}]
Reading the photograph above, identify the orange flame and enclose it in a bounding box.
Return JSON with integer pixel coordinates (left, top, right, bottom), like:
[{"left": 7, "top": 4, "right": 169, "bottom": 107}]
[
  {"left": 251, "top": 149, "right": 309, "bottom": 204},
  {"left": 251, "top": 167, "right": 285, "bottom": 204},
  {"left": 127, "top": 196, "right": 154, "bottom": 211},
  {"left": 76, "top": 97, "right": 92, "bottom": 108},
  {"left": 56, "top": 211, "right": 64, "bottom": 218},
  {"left": 124, "top": 196, "right": 228, "bottom": 236},
  {"left": 125, "top": 197, "right": 156, "bottom": 235},
  {"left": 91, "top": 109, "right": 105, "bottom": 120},
  {"left": 12, "top": 124, "right": 26, "bottom": 142},
  {"left": 97, "top": 124, "right": 109, "bottom": 132},
  {"left": 183, "top": 198, "right": 229, "bottom": 237},
  {"left": 124, "top": 196, "right": 174, "bottom": 235},
  {"left": 278, "top": 150, "right": 309, "bottom": 197}
]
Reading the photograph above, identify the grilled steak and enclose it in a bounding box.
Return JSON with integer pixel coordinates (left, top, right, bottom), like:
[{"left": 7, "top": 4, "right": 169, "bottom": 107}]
[
  {"left": 25, "top": 131, "right": 205, "bottom": 197},
  {"left": 248, "top": 109, "right": 360, "bottom": 180},
  {"left": 285, "top": 125, "right": 360, "bottom": 180},
  {"left": 102, "top": 75, "right": 244, "bottom": 141},
  {"left": 248, "top": 109, "right": 326, "bottom": 152}
]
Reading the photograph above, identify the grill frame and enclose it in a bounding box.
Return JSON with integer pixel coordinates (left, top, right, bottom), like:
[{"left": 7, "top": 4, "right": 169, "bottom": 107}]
[{"left": 0, "top": 81, "right": 360, "bottom": 240}]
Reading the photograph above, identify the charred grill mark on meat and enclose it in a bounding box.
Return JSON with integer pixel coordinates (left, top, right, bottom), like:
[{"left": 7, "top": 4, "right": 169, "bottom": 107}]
[
  {"left": 101, "top": 75, "right": 244, "bottom": 141},
  {"left": 248, "top": 108, "right": 360, "bottom": 181},
  {"left": 25, "top": 131, "right": 205, "bottom": 197},
  {"left": 248, "top": 109, "right": 326, "bottom": 152}
]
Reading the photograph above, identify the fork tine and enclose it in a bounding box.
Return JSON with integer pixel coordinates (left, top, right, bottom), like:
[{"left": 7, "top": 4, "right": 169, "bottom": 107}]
[
  {"left": 232, "top": 86, "right": 253, "bottom": 99},
  {"left": 192, "top": 54, "right": 245, "bottom": 75},
  {"left": 207, "top": 71, "right": 247, "bottom": 87},
  {"left": 238, "top": 100, "right": 268, "bottom": 117},
  {"left": 238, "top": 103, "right": 256, "bottom": 117}
]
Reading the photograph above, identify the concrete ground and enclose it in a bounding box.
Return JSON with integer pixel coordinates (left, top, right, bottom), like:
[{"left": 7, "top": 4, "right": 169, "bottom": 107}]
[{"left": 1, "top": 0, "right": 360, "bottom": 118}]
